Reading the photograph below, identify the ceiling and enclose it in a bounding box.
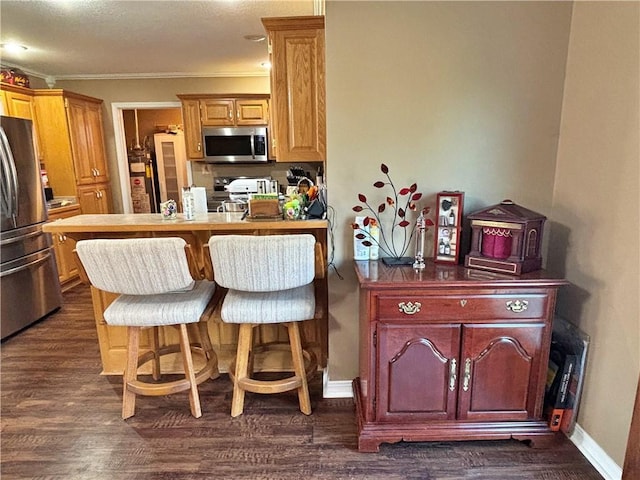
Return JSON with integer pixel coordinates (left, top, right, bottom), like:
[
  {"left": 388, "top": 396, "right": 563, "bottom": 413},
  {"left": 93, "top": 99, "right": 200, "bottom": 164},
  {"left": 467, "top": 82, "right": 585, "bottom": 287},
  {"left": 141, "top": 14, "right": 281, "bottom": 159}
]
[{"left": 0, "top": 0, "right": 319, "bottom": 83}]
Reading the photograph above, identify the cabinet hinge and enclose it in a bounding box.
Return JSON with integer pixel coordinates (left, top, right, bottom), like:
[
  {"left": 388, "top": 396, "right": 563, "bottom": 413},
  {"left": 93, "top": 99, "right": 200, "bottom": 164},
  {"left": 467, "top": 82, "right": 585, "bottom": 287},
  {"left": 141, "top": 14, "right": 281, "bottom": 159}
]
[
  {"left": 373, "top": 330, "right": 377, "bottom": 348},
  {"left": 64, "top": 98, "right": 69, "bottom": 109}
]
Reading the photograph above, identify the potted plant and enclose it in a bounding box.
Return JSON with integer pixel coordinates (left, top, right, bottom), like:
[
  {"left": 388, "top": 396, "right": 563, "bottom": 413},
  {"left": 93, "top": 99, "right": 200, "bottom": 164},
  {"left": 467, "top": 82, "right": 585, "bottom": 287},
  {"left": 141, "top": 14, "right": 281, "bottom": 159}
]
[{"left": 352, "top": 163, "right": 434, "bottom": 265}]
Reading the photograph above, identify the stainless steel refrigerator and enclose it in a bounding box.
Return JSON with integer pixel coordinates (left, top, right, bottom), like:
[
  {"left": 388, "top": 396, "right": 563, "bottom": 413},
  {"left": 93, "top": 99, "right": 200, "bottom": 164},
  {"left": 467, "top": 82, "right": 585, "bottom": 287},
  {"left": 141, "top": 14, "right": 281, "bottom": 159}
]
[{"left": 1, "top": 115, "right": 62, "bottom": 340}]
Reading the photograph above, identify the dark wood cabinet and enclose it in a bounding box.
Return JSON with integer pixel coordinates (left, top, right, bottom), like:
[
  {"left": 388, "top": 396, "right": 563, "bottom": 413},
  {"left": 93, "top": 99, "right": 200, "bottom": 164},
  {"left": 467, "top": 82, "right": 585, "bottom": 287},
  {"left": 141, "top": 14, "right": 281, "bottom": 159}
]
[{"left": 354, "top": 261, "right": 568, "bottom": 452}]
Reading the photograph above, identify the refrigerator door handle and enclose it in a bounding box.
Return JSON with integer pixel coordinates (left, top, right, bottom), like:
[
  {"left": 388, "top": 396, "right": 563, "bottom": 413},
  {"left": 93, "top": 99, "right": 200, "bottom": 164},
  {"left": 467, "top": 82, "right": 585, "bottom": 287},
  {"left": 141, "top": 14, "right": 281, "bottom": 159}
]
[
  {"left": 0, "top": 228, "right": 45, "bottom": 246},
  {"left": 0, "top": 250, "right": 52, "bottom": 277},
  {"left": 0, "top": 126, "right": 19, "bottom": 228}
]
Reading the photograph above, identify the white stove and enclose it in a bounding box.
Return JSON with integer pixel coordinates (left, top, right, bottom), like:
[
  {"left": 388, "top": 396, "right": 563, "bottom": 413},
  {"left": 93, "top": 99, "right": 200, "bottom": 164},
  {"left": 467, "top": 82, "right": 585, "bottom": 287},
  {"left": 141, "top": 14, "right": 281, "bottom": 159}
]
[{"left": 207, "top": 176, "right": 272, "bottom": 211}]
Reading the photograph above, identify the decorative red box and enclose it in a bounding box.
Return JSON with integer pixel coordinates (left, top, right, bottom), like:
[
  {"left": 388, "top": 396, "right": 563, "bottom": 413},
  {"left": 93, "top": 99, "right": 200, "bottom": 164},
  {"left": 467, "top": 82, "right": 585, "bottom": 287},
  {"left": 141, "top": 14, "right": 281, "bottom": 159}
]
[{"left": 464, "top": 199, "right": 546, "bottom": 275}]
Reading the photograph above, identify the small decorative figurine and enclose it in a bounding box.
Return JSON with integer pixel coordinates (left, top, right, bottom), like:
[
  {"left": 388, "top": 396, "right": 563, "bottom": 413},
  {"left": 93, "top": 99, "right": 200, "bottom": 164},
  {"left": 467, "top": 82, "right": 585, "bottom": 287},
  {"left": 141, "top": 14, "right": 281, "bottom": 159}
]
[
  {"left": 465, "top": 199, "right": 546, "bottom": 275},
  {"left": 160, "top": 199, "right": 177, "bottom": 220}
]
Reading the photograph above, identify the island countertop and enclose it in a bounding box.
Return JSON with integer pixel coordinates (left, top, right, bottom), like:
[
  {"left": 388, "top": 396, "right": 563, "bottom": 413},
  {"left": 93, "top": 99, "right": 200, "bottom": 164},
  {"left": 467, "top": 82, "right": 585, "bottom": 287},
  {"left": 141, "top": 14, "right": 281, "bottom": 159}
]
[{"left": 43, "top": 212, "right": 328, "bottom": 234}]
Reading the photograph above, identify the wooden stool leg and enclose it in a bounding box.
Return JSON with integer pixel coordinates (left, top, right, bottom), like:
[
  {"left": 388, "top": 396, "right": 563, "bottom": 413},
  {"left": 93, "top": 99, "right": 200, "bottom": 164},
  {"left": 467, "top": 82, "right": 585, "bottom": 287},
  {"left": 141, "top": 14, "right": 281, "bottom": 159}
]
[
  {"left": 151, "top": 326, "right": 161, "bottom": 381},
  {"left": 198, "top": 320, "right": 219, "bottom": 380},
  {"left": 288, "top": 322, "right": 312, "bottom": 415},
  {"left": 231, "top": 323, "right": 253, "bottom": 417},
  {"left": 122, "top": 326, "right": 140, "bottom": 419},
  {"left": 178, "top": 324, "right": 201, "bottom": 418}
]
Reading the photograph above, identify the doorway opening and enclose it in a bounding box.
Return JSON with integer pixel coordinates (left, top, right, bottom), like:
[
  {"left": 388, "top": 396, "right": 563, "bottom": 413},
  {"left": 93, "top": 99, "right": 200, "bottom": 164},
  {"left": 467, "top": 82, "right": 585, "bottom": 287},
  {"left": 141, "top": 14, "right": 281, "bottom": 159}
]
[{"left": 111, "top": 102, "right": 183, "bottom": 214}]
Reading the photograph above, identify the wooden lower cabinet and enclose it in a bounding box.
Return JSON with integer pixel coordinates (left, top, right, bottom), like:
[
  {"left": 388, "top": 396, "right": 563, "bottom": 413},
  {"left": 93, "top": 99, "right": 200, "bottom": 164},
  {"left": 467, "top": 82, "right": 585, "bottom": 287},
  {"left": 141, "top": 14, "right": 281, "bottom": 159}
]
[
  {"left": 47, "top": 205, "right": 82, "bottom": 291},
  {"left": 77, "top": 183, "right": 112, "bottom": 214},
  {"left": 354, "top": 261, "right": 568, "bottom": 452}
]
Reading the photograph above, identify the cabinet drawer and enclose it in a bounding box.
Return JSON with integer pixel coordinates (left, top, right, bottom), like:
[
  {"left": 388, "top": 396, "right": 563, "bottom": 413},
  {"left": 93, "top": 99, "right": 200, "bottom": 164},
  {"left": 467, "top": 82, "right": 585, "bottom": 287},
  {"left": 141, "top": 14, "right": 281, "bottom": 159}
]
[{"left": 377, "top": 294, "right": 548, "bottom": 321}]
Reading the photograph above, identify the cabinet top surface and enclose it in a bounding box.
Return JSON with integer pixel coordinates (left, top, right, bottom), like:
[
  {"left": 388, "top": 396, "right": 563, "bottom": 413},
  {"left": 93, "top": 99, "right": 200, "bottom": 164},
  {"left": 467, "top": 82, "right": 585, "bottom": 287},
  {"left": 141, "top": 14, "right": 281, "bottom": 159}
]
[
  {"left": 355, "top": 260, "right": 568, "bottom": 289},
  {"left": 42, "top": 213, "right": 328, "bottom": 233}
]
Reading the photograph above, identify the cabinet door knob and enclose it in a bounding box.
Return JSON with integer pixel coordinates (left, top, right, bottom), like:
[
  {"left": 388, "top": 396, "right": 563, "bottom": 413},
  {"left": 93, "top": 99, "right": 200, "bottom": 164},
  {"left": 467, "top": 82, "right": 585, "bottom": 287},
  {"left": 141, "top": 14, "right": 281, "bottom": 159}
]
[
  {"left": 449, "top": 358, "right": 457, "bottom": 391},
  {"left": 463, "top": 358, "right": 472, "bottom": 392},
  {"left": 506, "top": 299, "right": 528, "bottom": 313},
  {"left": 398, "top": 301, "right": 421, "bottom": 315}
]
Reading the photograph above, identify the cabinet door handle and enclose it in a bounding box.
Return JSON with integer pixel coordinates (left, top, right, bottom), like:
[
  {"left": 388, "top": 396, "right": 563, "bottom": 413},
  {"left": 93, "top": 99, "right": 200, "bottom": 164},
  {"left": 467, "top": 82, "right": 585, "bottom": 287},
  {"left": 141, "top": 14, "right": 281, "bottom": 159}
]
[
  {"left": 197, "top": 143, "right": 201, "bottom": 152},
  {"left": 463, "top": 358, "right": 472, "bottom": 391},
  {"left": 398, "top": 301, "right": 421, "bottom": 315},
  {"left": 449, "top": 358, "right": 457, "bottom": 391},
  {"left": 506, "top": 299, "right": 528, "bottom": 313}
]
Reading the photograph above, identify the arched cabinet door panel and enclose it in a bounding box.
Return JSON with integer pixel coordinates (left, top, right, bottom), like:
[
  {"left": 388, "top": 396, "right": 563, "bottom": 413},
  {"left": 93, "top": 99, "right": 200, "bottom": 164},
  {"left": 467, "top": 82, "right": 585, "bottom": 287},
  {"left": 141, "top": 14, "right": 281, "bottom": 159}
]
[
  {"left": 457, "top": 324, "right": 544, "bottom": 421},
  {"left": 377, "top": 323, "right": 461, "bottom": 422}
]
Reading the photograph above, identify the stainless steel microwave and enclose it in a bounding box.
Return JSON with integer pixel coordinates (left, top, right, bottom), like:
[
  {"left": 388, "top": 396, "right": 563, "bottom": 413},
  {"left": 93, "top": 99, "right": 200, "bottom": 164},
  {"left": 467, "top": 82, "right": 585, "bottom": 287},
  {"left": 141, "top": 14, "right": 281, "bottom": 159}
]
[{"left": 202, "top": 126, "right": 268, "bottom": 163}]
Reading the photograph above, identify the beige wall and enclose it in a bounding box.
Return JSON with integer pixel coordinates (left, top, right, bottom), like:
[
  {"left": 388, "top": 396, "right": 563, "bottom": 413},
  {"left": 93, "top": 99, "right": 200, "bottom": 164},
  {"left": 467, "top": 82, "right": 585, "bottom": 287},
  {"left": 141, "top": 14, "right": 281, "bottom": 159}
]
[
  {"left": 548, "top": 1, "right": 639, "bottom": 466},
  {"left": 324, "top": 1, "right": 570, "bottom": 371},
  {"left": 55, "top": 77, "right": 269, "bottom": 211}
]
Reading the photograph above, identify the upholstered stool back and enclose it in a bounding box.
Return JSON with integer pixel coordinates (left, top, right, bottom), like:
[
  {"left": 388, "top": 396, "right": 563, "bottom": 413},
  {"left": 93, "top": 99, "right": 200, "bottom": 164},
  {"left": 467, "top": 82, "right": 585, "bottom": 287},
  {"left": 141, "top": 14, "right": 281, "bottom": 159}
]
[
  {"left": 208, "top": 234, "right": 315, "bottom": 292},
  {"left": 75, "top": 237, "right": 195, "bottom": 295},
  {"left": 207, "top": 234, "right": 320, "bottom": 417},
  {"left": 74, "top": 237, "right": 220, "bottom": 419}
]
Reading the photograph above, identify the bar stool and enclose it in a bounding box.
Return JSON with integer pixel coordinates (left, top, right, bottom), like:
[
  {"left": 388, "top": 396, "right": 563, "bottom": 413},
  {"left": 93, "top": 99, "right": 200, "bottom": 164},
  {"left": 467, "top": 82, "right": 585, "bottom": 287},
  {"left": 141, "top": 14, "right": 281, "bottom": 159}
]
[
  {"left": 207, "top": 234, "right": 322, "bottom": 417},
  {"left": 74, "top": 237, "right": 220, "bottom": 419}
]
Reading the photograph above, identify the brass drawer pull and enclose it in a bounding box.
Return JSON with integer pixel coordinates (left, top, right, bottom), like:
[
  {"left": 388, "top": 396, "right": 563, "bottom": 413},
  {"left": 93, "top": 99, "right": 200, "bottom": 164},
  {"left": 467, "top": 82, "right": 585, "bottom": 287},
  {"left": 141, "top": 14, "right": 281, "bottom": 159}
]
[
  {"left": 506, "top": 299, "right": 529, "bottom": 313},
  {"left": 398, "top": 301, "right": 421, "bottom": 315}
]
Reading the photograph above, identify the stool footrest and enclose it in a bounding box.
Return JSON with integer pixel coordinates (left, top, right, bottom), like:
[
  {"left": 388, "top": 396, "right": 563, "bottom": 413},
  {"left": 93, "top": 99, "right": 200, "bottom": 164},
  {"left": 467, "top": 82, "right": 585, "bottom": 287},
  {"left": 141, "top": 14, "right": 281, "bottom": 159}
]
[
  {"left": 127, "top": 378, "right": 191, "bottom": 396},
  {"left": 238, "top": 376, "right": 303, "bottom": 394}
]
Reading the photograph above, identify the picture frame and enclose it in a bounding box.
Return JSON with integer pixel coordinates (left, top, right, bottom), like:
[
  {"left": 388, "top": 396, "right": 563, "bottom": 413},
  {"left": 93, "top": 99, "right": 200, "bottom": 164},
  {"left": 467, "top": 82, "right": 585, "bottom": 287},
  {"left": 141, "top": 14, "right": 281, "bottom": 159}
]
[{"left": 433, "top": 191, "right": 464, "bottom": 264}]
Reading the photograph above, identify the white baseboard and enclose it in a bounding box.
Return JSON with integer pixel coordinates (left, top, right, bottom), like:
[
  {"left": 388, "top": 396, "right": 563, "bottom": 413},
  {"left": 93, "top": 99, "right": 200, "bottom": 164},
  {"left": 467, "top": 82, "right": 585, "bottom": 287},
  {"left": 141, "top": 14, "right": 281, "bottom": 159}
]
[
  {"left": 569, "top": 424, "right": 623, "bottom": 480},
  {"left": 322, "top": 372, "right": 623, "bottom": 479},
  {"left": 322, "top": 369, "right": 354, "bottom": 398}
]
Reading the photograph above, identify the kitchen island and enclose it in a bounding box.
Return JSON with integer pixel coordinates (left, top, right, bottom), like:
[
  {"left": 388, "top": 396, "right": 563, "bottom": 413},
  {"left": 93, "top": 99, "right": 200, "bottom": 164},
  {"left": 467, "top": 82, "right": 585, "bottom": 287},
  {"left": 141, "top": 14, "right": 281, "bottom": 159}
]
[{"left": 43, "top": 213, "right": 328, "bottom": 375}]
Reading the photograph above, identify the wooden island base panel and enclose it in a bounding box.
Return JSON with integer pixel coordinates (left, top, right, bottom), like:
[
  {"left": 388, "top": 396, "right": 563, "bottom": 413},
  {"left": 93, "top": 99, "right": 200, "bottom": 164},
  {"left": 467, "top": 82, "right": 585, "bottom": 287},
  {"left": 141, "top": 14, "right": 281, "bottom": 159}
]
[
  {"left": 43, "top": 213, "right": 328, "bottom": 376},
  {"left": 353, "top": 260, "right": 568, "bottom": 452}
]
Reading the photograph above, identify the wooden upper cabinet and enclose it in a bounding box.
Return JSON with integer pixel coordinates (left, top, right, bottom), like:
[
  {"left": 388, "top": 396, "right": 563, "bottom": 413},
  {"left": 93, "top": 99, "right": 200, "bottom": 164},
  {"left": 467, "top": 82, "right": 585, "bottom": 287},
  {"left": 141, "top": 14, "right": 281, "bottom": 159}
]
[
  {"left": 66, "top": 96, "right": 109, "bottom": 185},
  {"left": 177, "top": 94, "right": 270, "bottom": 159},
  {"left": 180, "top": 99, "right": 204, "bottom": 159},
  {"left": 33, "top": 90, "right": 111, "bottom": 213},
  {"left": 201, "top": 99, "right": 235, "bottom": 126},
  {"left": 0, "top": 84, "right": 36, "bottom": 120},
  {"left": 1, "top": 83, "right": 44, "bottom": 161},
  {"left": 262, "top": 16, "right": 326, "bottom": 162},
  {"left": 201, "top": 98, "right": 269, "bottom": 126},
  {"left": 235, "top": 99, "right": 269, "bottom": 125}
]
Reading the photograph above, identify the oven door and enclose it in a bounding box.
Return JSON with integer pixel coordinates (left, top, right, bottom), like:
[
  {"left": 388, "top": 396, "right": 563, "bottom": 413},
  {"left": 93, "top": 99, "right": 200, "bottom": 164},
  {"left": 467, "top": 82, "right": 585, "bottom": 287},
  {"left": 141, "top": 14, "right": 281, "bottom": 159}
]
[{"left": 202, "top": 127, "right": 267, "bottom": 163}]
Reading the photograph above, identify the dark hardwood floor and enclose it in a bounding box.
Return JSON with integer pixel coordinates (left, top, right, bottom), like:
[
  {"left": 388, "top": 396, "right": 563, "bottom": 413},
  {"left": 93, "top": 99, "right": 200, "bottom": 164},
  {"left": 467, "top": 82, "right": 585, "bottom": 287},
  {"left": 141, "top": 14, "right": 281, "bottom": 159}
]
[{"left": 2, "top": 285, "right": 603, "bottom": 480}]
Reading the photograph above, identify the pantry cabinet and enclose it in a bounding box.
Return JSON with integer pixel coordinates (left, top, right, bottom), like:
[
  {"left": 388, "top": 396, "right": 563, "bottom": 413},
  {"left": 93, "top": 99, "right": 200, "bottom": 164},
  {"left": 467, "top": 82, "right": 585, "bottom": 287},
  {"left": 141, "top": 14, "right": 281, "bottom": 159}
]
[
  {"left": 47, "top": 204, "right": 82, "bottom": 291},
  {"left": 354, "top": 261, "right": 568, "bottom": 452},
  {"left": 177, "top": 94, "right": 270, "bottom": 159},
  {"left": 33, "top": 89, "right": 112, "bottom": 213},
  {"left": 262, "top": 16, "right": 326, "bottom": 162}
]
